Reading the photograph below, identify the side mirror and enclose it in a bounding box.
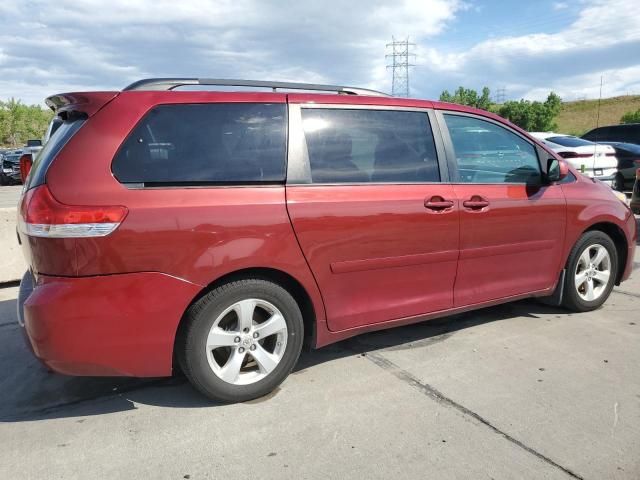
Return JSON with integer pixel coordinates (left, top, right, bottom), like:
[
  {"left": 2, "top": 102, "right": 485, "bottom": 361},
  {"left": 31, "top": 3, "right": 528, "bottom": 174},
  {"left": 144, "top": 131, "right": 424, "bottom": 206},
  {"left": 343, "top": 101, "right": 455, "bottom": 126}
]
[{"left": 547, "top": 158, "right": 568, "bottom": 183}]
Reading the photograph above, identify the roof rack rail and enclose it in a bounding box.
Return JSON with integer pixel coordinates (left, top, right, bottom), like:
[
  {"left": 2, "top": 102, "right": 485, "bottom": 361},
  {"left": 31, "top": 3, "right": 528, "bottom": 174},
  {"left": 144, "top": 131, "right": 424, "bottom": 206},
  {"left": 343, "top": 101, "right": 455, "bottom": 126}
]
[{"left": 122, "top": 78, "right": 390, "bottom": 97}]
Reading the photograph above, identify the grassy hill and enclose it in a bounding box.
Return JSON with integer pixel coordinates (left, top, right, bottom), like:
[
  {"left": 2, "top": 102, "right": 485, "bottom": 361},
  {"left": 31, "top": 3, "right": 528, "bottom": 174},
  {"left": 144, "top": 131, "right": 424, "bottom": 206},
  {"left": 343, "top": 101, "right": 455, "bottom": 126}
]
[{"left": 555, "top": 95, "right": 640, "bottom": 136}]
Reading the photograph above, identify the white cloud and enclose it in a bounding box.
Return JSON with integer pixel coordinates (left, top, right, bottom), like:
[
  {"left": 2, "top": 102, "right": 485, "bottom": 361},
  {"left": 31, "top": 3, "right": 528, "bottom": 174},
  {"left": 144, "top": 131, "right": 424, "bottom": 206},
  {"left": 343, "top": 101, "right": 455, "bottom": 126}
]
[
  {"left": 0, "top": 0, "right": 638, "bottom": 106},
  {"left": 417, "top": 0, "right": 640, "bottom": 101},
  {"left": 0, "top": 0, "right": 465, "bottom": 105},
  {"left": 553, "top": 1, "right": 569, "bottom": 9}
]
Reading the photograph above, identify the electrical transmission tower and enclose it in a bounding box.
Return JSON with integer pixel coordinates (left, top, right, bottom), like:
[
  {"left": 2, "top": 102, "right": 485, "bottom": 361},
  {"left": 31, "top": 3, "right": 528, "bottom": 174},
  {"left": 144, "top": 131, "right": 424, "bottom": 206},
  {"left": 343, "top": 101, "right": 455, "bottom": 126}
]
[
  {"left": 495, "top": 87, "right": 506, "bottom": 104},
  {"left": 386, "top": 37, "right": 416, "bottom": 97}
]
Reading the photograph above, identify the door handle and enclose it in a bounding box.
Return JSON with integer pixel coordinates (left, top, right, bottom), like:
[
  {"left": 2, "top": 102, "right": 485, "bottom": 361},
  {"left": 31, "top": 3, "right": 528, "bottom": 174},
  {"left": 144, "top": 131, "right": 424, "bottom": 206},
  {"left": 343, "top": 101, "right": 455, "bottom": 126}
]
[
  {"left": 462, "top": 196, "right": 489, "bottom": 210},
  {"left": 424, "top": 196, "right": 454, "bottom": 212}
]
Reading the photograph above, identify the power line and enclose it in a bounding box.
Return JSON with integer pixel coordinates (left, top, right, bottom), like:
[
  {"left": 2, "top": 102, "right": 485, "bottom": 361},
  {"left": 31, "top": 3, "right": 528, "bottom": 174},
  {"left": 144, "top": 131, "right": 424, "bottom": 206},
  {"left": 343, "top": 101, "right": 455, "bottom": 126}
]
[{"left": 386, "top": 36, "right": 416, "bottom": 97}]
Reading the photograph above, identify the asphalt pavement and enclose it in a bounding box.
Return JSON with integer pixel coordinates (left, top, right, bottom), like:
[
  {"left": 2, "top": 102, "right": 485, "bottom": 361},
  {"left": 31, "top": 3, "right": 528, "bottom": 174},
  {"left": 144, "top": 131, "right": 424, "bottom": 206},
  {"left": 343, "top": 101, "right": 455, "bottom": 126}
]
[
  {"left": 0, "top": 244, "right": 638, "bottom": 479},
  {"left": 0, "top": 185, "right": 22, "bottom": 209}
]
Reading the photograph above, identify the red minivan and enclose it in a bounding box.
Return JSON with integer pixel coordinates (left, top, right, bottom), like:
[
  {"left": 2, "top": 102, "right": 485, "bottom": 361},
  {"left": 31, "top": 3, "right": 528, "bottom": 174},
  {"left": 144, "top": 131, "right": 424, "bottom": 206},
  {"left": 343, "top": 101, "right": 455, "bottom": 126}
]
[{"left": 17, "top": 78, "right": 636, "bottom": 402}]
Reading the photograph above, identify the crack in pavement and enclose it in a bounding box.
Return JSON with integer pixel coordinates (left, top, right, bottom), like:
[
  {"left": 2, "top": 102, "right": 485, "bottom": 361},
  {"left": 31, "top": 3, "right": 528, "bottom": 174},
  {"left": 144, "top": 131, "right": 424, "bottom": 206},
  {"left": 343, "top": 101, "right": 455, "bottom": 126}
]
[
  {"left": 612, "top": 288, "right": 640, "bottom": 299},
  {"left": 364, "top": 351, "right": 585, "bottom": 480}
]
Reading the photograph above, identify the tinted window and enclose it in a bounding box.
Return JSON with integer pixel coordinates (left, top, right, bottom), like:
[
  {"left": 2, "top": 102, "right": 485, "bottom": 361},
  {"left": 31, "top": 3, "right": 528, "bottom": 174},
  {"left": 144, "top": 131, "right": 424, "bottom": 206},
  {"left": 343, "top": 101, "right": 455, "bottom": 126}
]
[
  {"left": 582, "top": 127, "right": 606, "bottom": 141},
  {"left": 113, "top": 103, "right": 286, "bottom": 185},
  {"left": 26, "top": 118, "right": 86, "bottom": 189},
  {"left": 546, "top": 136, "right": 594, "bottom": 147},
  {"left": 584, "top": 125, "right": 640, "bottom": 143},
  {"left": 444, "top": 114, "right": 540, "bottom": 184},
  {"left": 301, "top": 109, "right": 439, "bottom": 183}
]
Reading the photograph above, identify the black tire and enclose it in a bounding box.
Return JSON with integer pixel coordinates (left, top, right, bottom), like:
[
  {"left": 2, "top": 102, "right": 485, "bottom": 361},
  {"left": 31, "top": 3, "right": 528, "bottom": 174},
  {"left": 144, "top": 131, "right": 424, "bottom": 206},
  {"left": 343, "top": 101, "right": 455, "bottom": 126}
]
[
  {"left": 0, "top": 174, "right": 7, "bottom": 186},
  {"left": 614, "top": 173, "right": 625, "bottom": 192},
  {"left": 561, "top": 231, "right": 618, "bottom": 312},
  {"left": 178, "top": 279, "right": 304, "bottom": 403}
]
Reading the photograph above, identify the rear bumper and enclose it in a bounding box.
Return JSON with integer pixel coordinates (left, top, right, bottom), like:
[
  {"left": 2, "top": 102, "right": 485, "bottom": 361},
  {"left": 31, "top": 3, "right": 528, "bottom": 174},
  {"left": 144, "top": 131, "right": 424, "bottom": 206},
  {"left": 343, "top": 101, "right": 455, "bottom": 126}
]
[{"left": 19, "top": 271, "right": 201, "bottom": 377}]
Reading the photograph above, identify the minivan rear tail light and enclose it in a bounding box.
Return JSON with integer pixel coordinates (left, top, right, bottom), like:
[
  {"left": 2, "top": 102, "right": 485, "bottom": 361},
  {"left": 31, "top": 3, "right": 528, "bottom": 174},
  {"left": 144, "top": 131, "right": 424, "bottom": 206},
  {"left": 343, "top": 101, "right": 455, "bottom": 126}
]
[
  {"left": 636, "top": 168, "right": 640, "bottom": 180},
  {"left": 19, "top": 154, "right": 33, "bottom": 183},
  {"left": 19, "top": 185, "right": 127, "bottom": 238}
]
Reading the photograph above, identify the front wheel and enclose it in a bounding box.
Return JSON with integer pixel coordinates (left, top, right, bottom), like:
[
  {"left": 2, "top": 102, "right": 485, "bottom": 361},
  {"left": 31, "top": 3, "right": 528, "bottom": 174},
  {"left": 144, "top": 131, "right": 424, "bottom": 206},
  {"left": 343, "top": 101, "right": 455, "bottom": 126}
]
[
  {"left": 178, "top": 279, "right": 304, "bottom": 402},
  {"left": 561, "top": 231, "right": 618, "bottom": 312}
]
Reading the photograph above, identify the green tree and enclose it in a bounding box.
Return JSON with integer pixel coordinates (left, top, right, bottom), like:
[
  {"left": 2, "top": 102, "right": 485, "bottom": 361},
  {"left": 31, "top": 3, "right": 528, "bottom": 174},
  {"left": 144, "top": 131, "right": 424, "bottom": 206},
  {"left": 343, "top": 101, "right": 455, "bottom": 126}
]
[
  {"left": 439, "top": 86, "right": 492, "bottom": 110},
  {"left": 620, "top": 108, "right": 640, "bottom": 124},
  {"left": 497, "top": 92, "right": 562, "bottom": 131},
  {"left": 0, "top": 98, "right": 54, "bottom": 147}
]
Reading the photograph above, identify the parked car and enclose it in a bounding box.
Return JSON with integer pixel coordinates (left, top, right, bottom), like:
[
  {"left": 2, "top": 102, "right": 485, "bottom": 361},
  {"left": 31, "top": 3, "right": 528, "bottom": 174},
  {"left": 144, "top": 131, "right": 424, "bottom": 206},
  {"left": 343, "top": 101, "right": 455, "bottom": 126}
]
[
  {"left": 17, "top": 78, "right": 636, "bottom": 402},
  {"left": 530, "top": 132, "right": 618, "bottom": 185},
  {"left": 0, "top": 150, "right": 24, "bottom": 185},
  {"left": 582, "top": 123, "right": 640, "bottom": 145},
  {"left": 594, "top": 142, "right": 640, "bottom": 191}
]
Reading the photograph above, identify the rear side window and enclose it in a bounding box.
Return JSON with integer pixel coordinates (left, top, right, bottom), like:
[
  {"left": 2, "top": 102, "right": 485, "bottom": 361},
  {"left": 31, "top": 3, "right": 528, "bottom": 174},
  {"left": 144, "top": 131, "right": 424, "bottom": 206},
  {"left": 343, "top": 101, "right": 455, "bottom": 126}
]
[
  {"left": 300, "top": 108, "right": 439, "bottom": 183},
  {"left": 112, "top": 103, "right": 286, "bottom": 185},
  {"left": 443, "top": 114, "right": 540, "bottom": 184},
  {"left": 26, "top": 118, "right": 86, "bottom": 190}
]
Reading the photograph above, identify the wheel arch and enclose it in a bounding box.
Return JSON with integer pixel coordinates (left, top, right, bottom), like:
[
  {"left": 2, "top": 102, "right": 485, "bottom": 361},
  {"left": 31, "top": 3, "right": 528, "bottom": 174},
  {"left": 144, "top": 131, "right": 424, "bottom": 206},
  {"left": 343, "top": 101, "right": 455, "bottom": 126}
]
[
  {"left": 583, "top": 221, "right": 628, "bottom": 285},
  {"left": 173, "top": 267, "right": 318, "bottom": 371}
]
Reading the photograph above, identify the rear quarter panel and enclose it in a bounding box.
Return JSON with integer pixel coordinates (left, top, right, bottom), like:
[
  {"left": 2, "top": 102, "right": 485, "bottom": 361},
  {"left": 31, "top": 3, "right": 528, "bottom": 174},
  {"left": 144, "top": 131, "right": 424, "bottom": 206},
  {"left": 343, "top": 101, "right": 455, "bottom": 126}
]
[{"left": 44, "top": 91, "right": 326, "bottom": 325}]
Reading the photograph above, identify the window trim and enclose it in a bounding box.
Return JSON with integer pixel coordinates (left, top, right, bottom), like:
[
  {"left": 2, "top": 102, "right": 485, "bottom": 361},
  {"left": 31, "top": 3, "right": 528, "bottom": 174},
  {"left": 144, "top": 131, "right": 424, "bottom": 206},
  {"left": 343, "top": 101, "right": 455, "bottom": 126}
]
[
  {"left": 434, "top": 110, "right": 545, "bottom": 186},
  {"left": 111, "top": 102, "right": 289, "bottom": 189},
  {"left": 286, "top": 103, "right": 449, "bottom": 186}
]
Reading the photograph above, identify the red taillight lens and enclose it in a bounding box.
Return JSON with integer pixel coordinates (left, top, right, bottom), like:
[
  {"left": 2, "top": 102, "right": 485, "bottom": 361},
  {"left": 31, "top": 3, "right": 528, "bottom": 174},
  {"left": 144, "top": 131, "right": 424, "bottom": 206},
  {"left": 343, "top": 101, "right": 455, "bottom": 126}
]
[
  {"left": 19, "top": 154, "right": 32, "bottom": 183},
  {"left": 636, "top": 168, "right": 640, "bottom": 181},
  {"left": 19, "top": 185, "right": 127, "bottom": 238}
]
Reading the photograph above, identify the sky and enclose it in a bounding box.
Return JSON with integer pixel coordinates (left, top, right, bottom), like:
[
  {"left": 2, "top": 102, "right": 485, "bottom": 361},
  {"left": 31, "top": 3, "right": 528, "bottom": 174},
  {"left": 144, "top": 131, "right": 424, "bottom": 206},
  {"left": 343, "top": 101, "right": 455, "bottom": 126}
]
[{"left": 1, "top": 0, "right": 639, "bottom": 106}]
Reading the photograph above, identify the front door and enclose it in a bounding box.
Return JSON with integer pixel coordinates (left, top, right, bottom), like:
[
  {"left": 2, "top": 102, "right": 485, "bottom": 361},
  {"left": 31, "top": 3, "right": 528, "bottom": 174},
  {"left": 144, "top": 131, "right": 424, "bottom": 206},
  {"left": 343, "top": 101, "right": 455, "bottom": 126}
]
[
  {"left": 286, "top": 104, "right": 459, "bottom": 332},
  {"left": 438, "top": 112, "right": 567, "bottom": 307}
]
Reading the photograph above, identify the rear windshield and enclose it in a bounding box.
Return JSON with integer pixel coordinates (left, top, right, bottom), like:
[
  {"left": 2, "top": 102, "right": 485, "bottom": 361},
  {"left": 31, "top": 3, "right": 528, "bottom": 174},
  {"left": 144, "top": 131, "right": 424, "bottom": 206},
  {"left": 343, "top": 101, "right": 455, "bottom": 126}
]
[
  {"left": 26, "top": 118, "right": 86, "bottom": 189},
  {"left": 112, "top": 103, "right": 287, "bottom": 186},
  {"left": 546, "top": 136, "right": 593, "bottom": 147}
]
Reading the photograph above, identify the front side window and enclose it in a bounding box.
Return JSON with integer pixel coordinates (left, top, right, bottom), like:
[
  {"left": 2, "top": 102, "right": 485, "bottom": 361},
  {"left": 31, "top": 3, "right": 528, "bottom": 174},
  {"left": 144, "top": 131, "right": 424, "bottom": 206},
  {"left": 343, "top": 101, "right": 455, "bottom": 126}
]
[
  {"left": 113, "top": 103, "right": 286, "bottom": 185},
  {"left": 443, "top": 114, "right": 541, "bottom": 184},
  {"left": 300, "top": 108, "right": 440, "bottom": 184}
]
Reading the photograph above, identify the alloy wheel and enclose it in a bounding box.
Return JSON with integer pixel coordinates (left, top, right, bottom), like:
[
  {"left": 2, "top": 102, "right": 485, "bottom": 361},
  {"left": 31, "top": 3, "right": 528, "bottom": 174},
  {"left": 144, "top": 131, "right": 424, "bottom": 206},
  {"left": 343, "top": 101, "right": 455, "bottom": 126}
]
[
  {"left": 574, "top": 244, "right": 611, "bottom": 302},
  {"left": 205, "top": 299, "right": 288, "bottom": 386}
]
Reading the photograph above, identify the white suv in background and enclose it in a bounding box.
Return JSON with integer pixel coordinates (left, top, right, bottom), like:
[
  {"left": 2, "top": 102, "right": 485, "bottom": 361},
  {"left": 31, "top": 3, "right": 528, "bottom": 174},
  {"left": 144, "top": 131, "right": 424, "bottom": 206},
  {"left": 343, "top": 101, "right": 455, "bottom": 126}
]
[{"left": 530, "top": 132, "right": 618, "bottom": 184}]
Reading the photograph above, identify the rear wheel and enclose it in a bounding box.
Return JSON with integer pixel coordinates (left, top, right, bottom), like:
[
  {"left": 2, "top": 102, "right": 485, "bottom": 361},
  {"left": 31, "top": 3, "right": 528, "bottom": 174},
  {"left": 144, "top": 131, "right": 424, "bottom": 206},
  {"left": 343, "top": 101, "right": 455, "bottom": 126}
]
[
  {"left": 179, "top": 279, "right": 304, "bottom": 402},
  {"left": 561, "top": 231, "right": 618, "bottom": 312},
  {"left": 614, "top": 173, "right": 625, "bottom": 192}
]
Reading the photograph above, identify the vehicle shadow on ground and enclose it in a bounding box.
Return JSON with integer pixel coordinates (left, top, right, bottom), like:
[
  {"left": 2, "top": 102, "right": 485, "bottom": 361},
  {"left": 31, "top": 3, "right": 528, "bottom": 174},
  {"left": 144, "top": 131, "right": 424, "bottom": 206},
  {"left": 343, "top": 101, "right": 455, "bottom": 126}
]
[{"left": 0, "top": 298, "right": 569, "bottom": 423}]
